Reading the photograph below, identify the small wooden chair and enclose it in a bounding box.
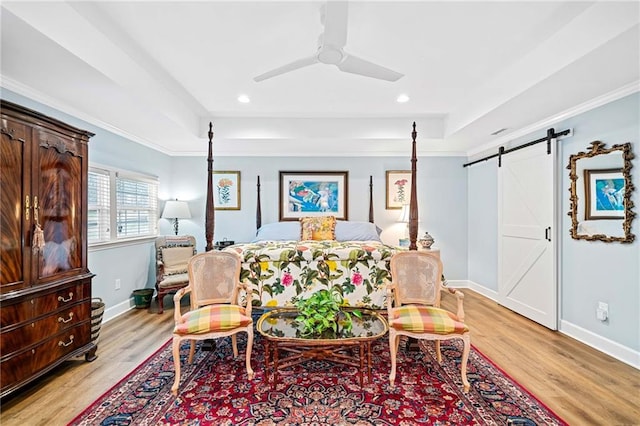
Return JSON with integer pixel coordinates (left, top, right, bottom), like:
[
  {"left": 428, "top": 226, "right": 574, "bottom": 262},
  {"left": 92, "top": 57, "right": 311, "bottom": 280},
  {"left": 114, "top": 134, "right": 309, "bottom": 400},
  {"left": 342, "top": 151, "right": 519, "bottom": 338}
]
[
  {"left": 155, "top": 235, "right": 196, "bottom": 314},
  {"left": 171, "top": 250, "right": 254, "bottom": 395},
  {"left": 387, "top": 250, "right": 471, "bottom": 392}
]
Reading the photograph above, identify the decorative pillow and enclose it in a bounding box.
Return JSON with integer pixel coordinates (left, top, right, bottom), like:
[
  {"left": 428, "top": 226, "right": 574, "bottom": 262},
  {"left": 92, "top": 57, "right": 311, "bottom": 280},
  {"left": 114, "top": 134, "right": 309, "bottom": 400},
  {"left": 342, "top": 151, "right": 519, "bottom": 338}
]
[
  {"left": 335, "top": 221, "right": 382, "bottom": 242},
  {"left": 161, "top": 247, "right": 193, "bottom": 274},
  {"left": 251, "top": 221, "right": 301, "bottom": 242},
  {"left": 300, "top": 216, "right": 337, "bottom": 241}
]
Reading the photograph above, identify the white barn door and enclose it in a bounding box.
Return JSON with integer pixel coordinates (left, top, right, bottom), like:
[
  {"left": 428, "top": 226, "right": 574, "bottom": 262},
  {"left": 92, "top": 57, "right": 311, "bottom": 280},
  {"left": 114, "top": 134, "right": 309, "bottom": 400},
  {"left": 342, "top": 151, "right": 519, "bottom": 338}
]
[{"left": 498, "top": 141, "right": 558, "bottom": 330}]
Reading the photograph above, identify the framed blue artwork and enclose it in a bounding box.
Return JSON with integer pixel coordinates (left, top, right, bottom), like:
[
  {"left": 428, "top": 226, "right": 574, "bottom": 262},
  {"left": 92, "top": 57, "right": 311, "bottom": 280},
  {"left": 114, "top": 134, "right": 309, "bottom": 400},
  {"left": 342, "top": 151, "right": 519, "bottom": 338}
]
[
  {"left": 584, "top": 168, "right": 624, "bottom": 219},
  {"left": 279, "top": 171, "right": 348, "bottom": 221}
]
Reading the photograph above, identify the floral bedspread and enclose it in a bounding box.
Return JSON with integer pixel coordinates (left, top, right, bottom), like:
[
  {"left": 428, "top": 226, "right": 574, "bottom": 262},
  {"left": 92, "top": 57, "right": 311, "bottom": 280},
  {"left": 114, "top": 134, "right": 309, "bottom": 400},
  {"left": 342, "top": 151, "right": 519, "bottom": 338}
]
[{"left": 223, "top": 240, "right": 399, "bottom": 309}]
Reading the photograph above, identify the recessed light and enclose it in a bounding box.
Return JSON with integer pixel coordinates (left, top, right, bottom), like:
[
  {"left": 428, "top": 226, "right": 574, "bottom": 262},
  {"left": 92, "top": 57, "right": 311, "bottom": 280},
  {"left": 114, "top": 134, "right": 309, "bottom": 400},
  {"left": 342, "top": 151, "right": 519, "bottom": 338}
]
[
  {"left": 237, "top": 94, "right": 250, "bottom": 103},
  {"left": 396, "top": 94, "right": 410, "bottom": 103}
]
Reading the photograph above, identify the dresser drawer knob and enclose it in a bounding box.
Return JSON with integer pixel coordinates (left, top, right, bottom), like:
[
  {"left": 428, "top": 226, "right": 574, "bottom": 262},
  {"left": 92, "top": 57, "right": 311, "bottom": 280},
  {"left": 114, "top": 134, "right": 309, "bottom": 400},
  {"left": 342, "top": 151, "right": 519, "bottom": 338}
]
[
  {"left": 58, "top": 335, "right": 74, "bottom": 347},
  {"left": 58, "top": 312, "right": 74, "bottom": 323},
  {"left": 58, "top": 293, "right": 74, "bottom": 303}
]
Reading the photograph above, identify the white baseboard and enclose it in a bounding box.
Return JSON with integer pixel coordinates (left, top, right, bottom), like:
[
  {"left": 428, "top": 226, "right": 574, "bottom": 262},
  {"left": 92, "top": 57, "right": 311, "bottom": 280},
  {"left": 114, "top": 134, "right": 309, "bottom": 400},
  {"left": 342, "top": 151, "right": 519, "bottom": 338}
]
[
  {"left": 559, "top": 320, "right": 640, "bottom": 370},
  {"left": 102, "top": 298, "right": 136, "bottom": 324},
  {"left": 466, "top": 280, "right": 499, "bottom": 300},
  {"left": 461, "top": 281, "right": 639, "bottom": 370}
]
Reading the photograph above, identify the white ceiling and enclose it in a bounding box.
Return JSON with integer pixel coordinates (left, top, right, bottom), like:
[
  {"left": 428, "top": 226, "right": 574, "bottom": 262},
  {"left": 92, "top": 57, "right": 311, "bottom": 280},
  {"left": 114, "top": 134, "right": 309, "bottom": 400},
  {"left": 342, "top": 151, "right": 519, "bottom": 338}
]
[{"left": 1, "top": 1, "right": 639, "bottom": 157}]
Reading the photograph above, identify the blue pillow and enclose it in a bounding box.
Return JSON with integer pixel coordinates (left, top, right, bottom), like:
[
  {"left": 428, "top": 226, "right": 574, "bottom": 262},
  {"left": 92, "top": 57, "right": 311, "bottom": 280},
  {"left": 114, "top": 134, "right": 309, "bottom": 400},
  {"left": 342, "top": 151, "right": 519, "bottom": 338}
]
[
  {"left": 251, "top": 222, "right": 300, "bottom": 242},
  {"left": 335, "top": 221, "right": 382, "bottom": 242}
]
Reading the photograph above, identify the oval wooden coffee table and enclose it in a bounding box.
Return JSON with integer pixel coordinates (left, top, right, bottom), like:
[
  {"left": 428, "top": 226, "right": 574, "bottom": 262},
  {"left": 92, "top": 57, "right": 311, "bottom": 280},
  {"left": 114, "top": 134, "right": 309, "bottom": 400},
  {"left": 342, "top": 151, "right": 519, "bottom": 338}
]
[{"left": 256, "top": 308, "right": 388, "bottom": 388}]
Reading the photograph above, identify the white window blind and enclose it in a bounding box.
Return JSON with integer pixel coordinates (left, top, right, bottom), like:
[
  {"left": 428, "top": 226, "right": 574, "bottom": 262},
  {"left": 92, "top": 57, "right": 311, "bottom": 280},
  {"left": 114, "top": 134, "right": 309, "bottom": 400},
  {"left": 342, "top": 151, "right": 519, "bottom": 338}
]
[
  {"left": 88, "top": 168, "right": 111, "bottom": 244},
  {"left": 116, "top": 173, "right": 158, "bottom": 239},
  {"left": 88, "top": 165, "right": 158, "bottom": 246}
]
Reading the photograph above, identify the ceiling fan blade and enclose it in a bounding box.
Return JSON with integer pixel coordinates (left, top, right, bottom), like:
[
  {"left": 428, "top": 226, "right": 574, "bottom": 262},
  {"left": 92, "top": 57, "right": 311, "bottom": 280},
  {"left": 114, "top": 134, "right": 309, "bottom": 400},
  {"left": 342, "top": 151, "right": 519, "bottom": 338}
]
[
  {"left": 337, "top": 53, "right": 404, "bottom": 82},
  {"left": 322, "top": 1, "right": 348, "bottom": 48},
  {"left": 253, "top": 55, "right": 319, "bottom": 82}
]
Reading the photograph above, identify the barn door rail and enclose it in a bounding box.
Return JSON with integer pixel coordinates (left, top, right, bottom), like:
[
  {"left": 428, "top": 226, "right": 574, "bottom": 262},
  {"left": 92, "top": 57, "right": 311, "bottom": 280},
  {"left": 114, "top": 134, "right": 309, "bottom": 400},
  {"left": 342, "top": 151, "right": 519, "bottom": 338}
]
[{"left": 463, "top": 127, "right": 571, "bottom": 168}]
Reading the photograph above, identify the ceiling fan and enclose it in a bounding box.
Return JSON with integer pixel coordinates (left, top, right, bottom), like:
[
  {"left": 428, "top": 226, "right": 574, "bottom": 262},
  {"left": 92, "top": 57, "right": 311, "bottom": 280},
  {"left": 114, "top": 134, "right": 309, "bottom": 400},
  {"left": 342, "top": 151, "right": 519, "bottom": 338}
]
[{"left": 254, "top": 1, "right": 404, "bottom": 82}]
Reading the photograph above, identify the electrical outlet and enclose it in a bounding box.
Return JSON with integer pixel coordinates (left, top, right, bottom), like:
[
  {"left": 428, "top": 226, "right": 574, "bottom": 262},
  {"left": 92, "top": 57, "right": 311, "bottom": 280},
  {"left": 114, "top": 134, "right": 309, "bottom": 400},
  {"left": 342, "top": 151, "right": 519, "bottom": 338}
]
[
  {"left": 115, "top": 278, "right": 121, "bottom": 290},
  {"left": 596, "top": 302, "right": 608, "bottom": 321}
]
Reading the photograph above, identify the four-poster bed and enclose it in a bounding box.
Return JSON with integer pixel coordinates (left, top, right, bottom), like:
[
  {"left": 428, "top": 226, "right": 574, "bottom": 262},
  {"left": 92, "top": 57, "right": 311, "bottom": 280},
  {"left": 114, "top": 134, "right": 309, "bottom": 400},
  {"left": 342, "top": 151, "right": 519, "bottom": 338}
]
[{"left": 203, "top": 122, "right": 421, "bottom": 308}]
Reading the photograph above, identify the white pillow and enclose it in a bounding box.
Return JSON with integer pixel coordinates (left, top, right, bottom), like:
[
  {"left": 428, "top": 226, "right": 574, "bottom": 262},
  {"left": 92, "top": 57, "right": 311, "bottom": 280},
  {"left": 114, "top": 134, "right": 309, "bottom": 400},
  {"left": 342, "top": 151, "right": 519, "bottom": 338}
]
[
  {"left": 252, "top": 222, "right": 301, "bottom": 242},
  {"left": 335, "top": 221, "right": 382, "bottom": 242}
]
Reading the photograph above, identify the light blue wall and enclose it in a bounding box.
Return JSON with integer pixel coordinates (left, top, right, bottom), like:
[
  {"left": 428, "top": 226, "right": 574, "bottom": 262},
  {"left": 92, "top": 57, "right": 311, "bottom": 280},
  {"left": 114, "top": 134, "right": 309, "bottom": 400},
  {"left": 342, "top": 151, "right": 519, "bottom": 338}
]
[
  {"left": 169, "top": 155, "right": 468, "bottom": 280},
  {"left": 467, "top": 159, "right": 499, "bottom": 291},
  {"left": 559, "top": 93, "right": 638, "bottom": 352},
  {"left": 467, "top": 92, "right": 639, "bottom": 356}
]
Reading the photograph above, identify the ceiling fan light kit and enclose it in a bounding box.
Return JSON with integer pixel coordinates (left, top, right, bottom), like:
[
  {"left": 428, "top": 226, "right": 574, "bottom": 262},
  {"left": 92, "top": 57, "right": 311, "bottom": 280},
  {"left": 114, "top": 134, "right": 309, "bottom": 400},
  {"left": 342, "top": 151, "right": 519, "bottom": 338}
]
[{"left": 254, "top": 1, "right": 404, "bottom": 83}]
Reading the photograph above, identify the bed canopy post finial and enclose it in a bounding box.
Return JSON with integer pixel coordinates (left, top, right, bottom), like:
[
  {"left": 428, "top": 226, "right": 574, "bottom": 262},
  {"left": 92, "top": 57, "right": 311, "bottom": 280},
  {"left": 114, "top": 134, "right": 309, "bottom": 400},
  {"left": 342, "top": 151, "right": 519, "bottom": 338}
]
[
  {"left": 368, "top": 175, "right": 374, "bottom": 223},
  {"left": 256, "top": 176, "right": 262, "bottom": 231},
  {"left": 409, "top": 122, "right": 419, "bottom": 251},
  {"left": 205, "top": 122, "right": 215, "bottom": 252}
]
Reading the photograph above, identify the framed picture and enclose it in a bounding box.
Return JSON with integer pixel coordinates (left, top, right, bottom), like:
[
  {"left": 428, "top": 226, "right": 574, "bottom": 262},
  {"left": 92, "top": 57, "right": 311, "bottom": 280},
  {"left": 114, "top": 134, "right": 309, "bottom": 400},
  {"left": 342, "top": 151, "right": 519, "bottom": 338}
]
[
  {"left": 584, "top": 168, "right": 625, "bottom": 220},
  {"left": 279, "top": 171, "right": 348, "bottom": 221},
  {"left": 213, "top": 171, "right": 241, "bottom": 210},
  {"left": 386, "top": 170, "right": 412, "bottom": 209}
]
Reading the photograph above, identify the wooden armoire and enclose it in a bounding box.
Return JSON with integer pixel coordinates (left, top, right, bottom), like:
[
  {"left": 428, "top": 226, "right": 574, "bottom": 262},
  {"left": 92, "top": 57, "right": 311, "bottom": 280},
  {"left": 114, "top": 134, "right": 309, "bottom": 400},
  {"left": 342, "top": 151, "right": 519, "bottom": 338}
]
[{"left": 1, "top": 100, "right": 96, "bottom": 398}]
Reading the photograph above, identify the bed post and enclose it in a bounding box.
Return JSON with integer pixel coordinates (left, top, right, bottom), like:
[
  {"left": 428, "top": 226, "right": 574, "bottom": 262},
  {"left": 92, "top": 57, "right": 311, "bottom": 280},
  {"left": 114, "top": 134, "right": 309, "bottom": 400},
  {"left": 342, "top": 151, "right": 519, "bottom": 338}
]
[
  {"left": 205, "top": 122, "right": 215, "bottom": 252},
  {"left": 409, "top": 122, "right": 419, "bottom": 250},
  {"left": 256, "top": 175, "right": 262, "bottom": 231},
  {"left": 368, "top": 175, "right": 374, "bottom": 223}
]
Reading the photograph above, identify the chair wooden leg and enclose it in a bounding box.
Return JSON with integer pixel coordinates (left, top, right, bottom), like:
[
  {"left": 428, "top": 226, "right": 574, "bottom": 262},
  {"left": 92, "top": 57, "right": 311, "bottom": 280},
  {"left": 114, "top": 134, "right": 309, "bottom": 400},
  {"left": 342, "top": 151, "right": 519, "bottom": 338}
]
[
  {"left": 231, "top": 334, "right": 238, "bottom": 358},
  {"left": 187, "top": 340, "right": 196, "bottom": 364},
  {"left": 157, "top": 291, "right": 164, "bottom": 314},
  {"left": 435, "top": 340, "right": 442, "bottom": 363},
  {"left": 460, "top": 334, "right": 471, "bottom": 392},
  {"left": 171, "top": 337, "right": 181, "bottom": 395},
  {"left": 245, "top": 328, "right": 254, "bottom": 380},
  {"left": 389, "top": 331, "right": 397, "bottom": 387}
]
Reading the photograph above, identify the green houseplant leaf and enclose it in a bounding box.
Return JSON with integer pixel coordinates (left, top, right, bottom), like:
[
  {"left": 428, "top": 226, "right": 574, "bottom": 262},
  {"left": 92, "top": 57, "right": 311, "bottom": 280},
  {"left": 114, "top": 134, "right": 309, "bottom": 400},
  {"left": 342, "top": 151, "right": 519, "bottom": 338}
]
[{"left": 294, "top": 289, "right": 360, "bottom": 337}]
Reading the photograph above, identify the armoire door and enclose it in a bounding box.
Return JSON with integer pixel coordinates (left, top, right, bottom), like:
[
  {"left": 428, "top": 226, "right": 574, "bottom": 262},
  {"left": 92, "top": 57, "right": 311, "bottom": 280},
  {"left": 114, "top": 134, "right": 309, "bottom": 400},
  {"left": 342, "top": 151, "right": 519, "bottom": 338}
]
[
  {"left": 32, "top": 129, "right": 85, "bottom": 283},
  {"left": 498, "top": 141, "right": 558, "bottom": 330},
  {"left": 0, "top": 117, "right": 32, "bottom": 294}
]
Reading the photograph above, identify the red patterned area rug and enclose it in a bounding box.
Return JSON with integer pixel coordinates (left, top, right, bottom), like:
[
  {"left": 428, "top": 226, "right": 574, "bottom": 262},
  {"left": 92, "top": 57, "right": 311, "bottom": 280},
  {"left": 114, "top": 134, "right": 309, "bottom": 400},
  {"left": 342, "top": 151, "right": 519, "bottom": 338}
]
[{"left": 68, "top": 335, "right": 567, "bottom": 426}]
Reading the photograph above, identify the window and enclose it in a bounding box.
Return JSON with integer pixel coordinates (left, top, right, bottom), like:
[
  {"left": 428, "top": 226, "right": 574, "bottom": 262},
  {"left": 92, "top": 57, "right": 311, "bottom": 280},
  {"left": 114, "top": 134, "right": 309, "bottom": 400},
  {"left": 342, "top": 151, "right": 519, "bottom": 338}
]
[
  {"left": 88, "top": 168, "right": 111, "bottom": 244},
  {"left": 88, "top": 166, "right": 158, "bottom": 245}
]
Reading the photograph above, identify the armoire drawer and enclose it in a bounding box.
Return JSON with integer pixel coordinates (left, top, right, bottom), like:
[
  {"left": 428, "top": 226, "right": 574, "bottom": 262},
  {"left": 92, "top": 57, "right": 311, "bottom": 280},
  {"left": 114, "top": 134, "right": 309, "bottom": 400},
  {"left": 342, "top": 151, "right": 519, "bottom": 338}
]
[
  {"left": 0, "top": 302, "right": 89, "bottom": 356},
  {"left": 0, "top": 350, "right": 34, "bottom": 391},
  {"left": 32, "top": 282, "right": 88, "bottom": 314},
  {"left": 0, "top": 298, "right": 32, "bottom": 328},
  {"left": 32, "top": 323, "right": 90, "bottom": 373}
]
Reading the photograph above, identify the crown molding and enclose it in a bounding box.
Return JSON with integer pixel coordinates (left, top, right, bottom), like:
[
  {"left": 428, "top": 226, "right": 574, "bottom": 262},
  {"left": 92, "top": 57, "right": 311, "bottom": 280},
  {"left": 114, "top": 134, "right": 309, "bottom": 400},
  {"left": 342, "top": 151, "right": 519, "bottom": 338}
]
[{"left": 467, "top": 81, "right": 640, "bottom": 158}]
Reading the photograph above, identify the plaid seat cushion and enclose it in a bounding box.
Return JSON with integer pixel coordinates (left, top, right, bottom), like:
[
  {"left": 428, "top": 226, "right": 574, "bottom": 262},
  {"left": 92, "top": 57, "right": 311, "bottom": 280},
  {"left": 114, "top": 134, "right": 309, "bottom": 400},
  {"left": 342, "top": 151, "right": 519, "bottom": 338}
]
[
  {"left": 174, "top": 305, "right": 252, "bottom": 335},
  {"left": 391, "top": 305, "right": 469, "bottom": 334}
]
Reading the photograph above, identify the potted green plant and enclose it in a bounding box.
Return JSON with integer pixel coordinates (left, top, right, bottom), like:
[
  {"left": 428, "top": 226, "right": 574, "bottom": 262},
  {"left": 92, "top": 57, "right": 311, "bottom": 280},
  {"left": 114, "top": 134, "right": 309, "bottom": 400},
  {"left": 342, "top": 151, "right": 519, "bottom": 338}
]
[{"left": 294, "top": 289, "right": 361, "bottom": 337}]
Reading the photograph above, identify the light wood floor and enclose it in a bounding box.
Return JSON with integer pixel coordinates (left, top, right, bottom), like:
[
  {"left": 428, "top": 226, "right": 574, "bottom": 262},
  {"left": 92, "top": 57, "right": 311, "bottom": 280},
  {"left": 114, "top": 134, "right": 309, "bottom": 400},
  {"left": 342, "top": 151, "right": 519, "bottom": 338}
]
[{"left": 1, "top": 290, "right": 639, "bottom": 425}]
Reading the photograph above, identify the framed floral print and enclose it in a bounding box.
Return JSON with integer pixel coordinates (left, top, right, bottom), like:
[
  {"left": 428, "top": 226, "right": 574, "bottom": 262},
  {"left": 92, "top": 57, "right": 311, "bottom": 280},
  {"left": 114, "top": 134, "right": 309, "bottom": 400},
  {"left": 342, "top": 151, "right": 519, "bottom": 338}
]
[
  {"left": 386, "top": 170, "right": 411, "bottom": 209},
  {"left": 279, "top": 171, "right": 348, "bottom": 221},
  {"left": 213, "top": 171, "right": 240, "bottom": 210}
]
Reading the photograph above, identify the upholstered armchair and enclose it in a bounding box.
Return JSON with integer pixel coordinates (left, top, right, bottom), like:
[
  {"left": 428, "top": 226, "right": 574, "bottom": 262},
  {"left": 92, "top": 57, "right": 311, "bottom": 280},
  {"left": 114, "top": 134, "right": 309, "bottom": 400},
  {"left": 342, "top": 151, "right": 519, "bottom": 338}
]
[
  {"left": 155, "top": 235, "right": 196, "bottom": 314},
  {"left": 387, "top": 250, "right": 471, "bottom": 392},
  {"left": 171, "top": 250, "right": 254, "bottom": 395}
]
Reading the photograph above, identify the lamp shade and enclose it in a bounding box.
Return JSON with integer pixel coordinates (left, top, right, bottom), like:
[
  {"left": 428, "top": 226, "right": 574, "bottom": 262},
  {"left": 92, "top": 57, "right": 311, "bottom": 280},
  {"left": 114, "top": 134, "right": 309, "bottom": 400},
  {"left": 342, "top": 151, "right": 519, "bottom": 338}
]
[
  {"left": 397, "top": 204, "right": 410, "bottom": 223},
  {"left": 162, "top": 200, "right": 191, "bottom": 219}
]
